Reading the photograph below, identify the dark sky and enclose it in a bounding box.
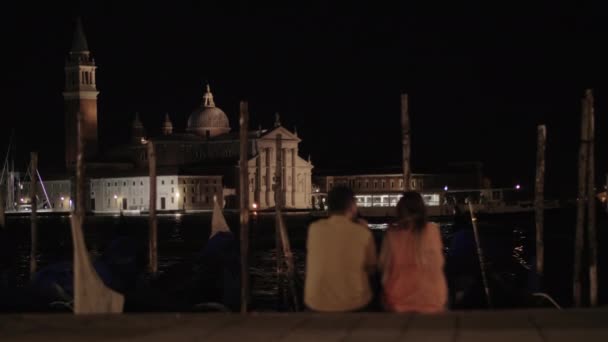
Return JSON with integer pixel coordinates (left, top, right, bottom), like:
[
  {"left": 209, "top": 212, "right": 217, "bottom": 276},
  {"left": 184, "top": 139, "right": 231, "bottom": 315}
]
[{"left": 3, "top": 1, "right": 607, "bottom": 196}]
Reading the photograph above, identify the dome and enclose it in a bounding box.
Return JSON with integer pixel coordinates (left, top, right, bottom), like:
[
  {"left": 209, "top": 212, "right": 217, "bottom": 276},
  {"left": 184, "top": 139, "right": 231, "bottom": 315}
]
[{"left": 186, "top": 84, "right": 230, "bottom": 138}]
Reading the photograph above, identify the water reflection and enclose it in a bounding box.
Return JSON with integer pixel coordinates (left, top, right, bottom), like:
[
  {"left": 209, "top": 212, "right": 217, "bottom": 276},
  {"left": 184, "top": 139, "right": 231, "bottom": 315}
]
[{"left": 1, "top": 212, "right": 571, "bottom": 311}]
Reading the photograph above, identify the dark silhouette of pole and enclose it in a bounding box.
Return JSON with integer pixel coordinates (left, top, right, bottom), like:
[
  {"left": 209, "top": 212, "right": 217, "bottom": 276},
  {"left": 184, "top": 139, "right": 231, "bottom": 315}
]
[
  {"left": 468, "top": 202, "right": 492, "bottom": 308},
  {"left": 585, "top": 89, "right": 598, "bottom": 307},
  {"left": 535, "top": 125, "right": 546, "bottom": 282},
  {"left": 239, "top": 101, "right": 250, "bottom": 313},
  {"left": 574, "top": 93, "right": 590, "bottom": 307},
  {"left": 0, "top": 184, "right": 5, "bottom": 229},
  {"left": 275, "top": 134, "right": 285, "bottom": 307},
  {"left": 147, "top": 141, "right": 158, "bottom": 275},
  {"left": 29, "top": 152, "right": 38, "bottom": 279},
  {"left": 401, "top": 93, "right": 411, "bottom": 191}
]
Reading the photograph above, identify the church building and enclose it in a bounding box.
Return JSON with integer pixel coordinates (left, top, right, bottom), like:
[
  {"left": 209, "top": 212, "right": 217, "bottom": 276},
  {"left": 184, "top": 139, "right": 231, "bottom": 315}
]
[{"left": 32, "top": 18, "right": 314, "bottom": 213}]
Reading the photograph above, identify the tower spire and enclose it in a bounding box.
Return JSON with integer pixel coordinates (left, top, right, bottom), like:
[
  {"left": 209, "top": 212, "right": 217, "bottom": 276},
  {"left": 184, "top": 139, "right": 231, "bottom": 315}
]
[
  {"left": 162, "top": 113, "right": 173, "bottom": 135},
  {"left": 274, "top": 112, "right": 281, "bottom": 127},
  {"left": 203, "top": 83, "right": 215, "bottom": 107},
  {"left": 132, "top": 112, "right": 146, "bottom": 144},
  {"left": 71, "top": 17, "right": 89, "bottom": 53}
]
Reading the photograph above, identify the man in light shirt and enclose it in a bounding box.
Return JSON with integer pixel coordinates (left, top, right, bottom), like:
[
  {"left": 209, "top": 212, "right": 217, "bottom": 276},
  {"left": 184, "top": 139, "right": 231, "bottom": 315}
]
[{"left": 304, "top": 186, "right": 377, "bottom": 312}]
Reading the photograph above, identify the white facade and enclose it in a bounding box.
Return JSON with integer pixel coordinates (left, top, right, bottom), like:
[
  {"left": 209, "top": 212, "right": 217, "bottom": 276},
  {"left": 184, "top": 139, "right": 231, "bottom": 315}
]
[
  {"left": 248, "top": 126, "right": 313, "bottom": 209},
  {"left": 90, "top": 175, "right": 223, "bottom": 212},
  {"left": 19, "top": 179, "right": 73, "bottom": 212}
]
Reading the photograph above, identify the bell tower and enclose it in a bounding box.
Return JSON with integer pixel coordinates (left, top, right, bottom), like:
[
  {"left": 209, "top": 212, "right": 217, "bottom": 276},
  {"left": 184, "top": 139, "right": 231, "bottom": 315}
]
[{"left": 63, "top": 17, "right": 99, "bottom": 169}]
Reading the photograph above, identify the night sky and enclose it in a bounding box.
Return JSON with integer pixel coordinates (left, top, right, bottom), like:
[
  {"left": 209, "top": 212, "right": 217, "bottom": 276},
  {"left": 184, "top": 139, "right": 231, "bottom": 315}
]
[{"left": 3, "top": 1, "right": 607, "bottom": 197}]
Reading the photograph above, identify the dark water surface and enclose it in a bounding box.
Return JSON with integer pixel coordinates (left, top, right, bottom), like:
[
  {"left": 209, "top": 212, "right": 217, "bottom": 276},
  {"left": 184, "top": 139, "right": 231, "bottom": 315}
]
[{"left": 0, "top": 208, "right": 605, "bottom": 312}]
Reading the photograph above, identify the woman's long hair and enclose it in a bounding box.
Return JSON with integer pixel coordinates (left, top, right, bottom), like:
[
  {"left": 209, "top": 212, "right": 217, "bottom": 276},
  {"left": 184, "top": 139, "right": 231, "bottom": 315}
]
[
  {"left": 395, "top": 192, "right": 427, "bottom": 232},
  {"left": 394, "top": 191, "right": 429, "bottom": 265}
]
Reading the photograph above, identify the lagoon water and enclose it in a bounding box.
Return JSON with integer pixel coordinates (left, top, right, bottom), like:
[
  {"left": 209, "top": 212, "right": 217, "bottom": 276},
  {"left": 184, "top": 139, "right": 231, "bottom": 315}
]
[{"left": 0, "top": 208, "right": 605, "bottom": 311}]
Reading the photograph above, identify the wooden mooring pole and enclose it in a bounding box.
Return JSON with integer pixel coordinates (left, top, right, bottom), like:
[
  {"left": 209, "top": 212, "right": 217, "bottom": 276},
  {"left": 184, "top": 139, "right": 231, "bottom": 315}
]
[
  {"left": 275, "top": 134, "right": 285, "bottom": 307},
  {"left": 535, "top": 125, "right": 546, "bottom": 283},
  {"left": 573, "top": 92, "right": 589, "bottom": 307},
  {"left": 29, "top": 152, "right": 38, "bottom": 279},
  {"left": 0, "top": 184, "right": 5, "bottom": 229},
  {"left": 401, "top": 93, "right": 411, "bottom": 191},
  {"left": 468, "top": 202, "right": 492, "bottom": 308},
  {"left": 585, "top": 89, "right": 598, "bottom": 307},
  {"left": 147, "top": 141, "right": 158, "bottom": 275},
  {"left": 274, "top": 134, "right": 299, "bottom": 311},
  {"left": 574, "top": 93, "right": 590, "bottom": 307},
  {"left": 239, "top": 101, "right": 250, "bottom": 313}
]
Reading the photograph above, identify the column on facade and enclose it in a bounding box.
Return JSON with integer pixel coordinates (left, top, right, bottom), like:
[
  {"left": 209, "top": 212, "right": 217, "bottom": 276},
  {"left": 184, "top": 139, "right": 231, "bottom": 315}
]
[
  {"left": 282, "top": 148, "right": 288, "bottom": 207},
  {"left": 266, "top": 147, "right": 272, "bottom": 207},
  {"left": 291, "top": 148, "right": 297, "bottom": 207},
  {"left": 255, "top": 153, "right": 262, "bottom": 207}
]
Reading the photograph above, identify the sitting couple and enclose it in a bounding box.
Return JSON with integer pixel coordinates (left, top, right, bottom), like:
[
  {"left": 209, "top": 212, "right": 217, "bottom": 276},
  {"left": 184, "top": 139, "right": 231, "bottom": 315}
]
[{"left": 304, "top": 185, "right": 447, "bottom": 313}]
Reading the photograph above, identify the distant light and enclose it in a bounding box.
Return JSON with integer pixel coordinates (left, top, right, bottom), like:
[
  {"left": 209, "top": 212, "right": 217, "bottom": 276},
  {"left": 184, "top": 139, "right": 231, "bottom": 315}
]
[
  {"left": 444, "top": 186, "right": 449, "bottom": 191},
  {"left": 175, "top": 192, "right": 180, "bottom": 198},
  {"left": 515, "top": 184, "right": 521, "bottom": 190},
  {"left": 69, "top": 200, "right": 73, "bottom": 207},
  {"left": 20, "top": 198, "right": 24, "bottom": 203},
  {"left": 252, "top": 203, "right": 258, "bottom": 209},
  {"left": 113, "top": 195, "right": 118, "bottom": 199},
  {"left": 60, "top": 197, "right": 65, "bottom": 201}
]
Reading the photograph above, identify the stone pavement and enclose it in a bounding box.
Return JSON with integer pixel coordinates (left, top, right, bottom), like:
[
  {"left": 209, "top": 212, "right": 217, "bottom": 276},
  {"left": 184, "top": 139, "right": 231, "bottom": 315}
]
[{"left": 0, "top": 309, "right": 606, "bottom": 341}]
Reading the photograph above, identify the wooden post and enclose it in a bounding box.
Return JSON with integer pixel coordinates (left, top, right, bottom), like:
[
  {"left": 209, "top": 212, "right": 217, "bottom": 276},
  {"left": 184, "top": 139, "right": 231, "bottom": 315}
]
[
  {"left": 585, "top": 89, "right": 598, "bottom": 307},
  {"left": 239, "top": 101, "right": 250, "bottom": 313},
  {"left": 468, "top": 202, "right": 492, "bottom": 308},
  {"left": 71, "top": 112, "right": 124, "bottom": 313},
  {"left": 0, "top": 184, "right": 5, "bottom": 229},
  {"left": 401, "top": 93, "right": 411, "bottom": 191},
  {"left": 277, "top": 212, "right": 299, "bottom": 311},
  {"left": 573, "top": 95, "right": 590, "bottom": 307},
  {"left": 535, "top": 125, "right": 546, "bottom": 282},
  {"left": 275, "top": 134, "right": 284, "bottom": 307},
  {"left": 147, "top": 141, "right": 158, "bottom": 275},
  {"left": 29, "top": 152, "right": 38, "bottom": 279}
]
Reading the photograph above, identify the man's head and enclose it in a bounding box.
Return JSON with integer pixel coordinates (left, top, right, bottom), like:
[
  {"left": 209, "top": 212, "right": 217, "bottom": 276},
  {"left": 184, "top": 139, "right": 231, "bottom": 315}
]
[{"left": 327, "top": 185, "right": 357, "bottom": 219}]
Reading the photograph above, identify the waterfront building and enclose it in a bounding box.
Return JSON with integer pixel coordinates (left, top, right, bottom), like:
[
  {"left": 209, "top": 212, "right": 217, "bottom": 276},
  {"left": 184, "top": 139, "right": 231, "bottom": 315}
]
[{"left": 13, "top": 19, "right": 313, "bottom": 213}]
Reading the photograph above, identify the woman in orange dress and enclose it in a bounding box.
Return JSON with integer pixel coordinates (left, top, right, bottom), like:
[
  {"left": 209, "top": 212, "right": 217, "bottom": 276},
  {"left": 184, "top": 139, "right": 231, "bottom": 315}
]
[{"left": 379, "top": 192, "right": 448, "bottom": 313}]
